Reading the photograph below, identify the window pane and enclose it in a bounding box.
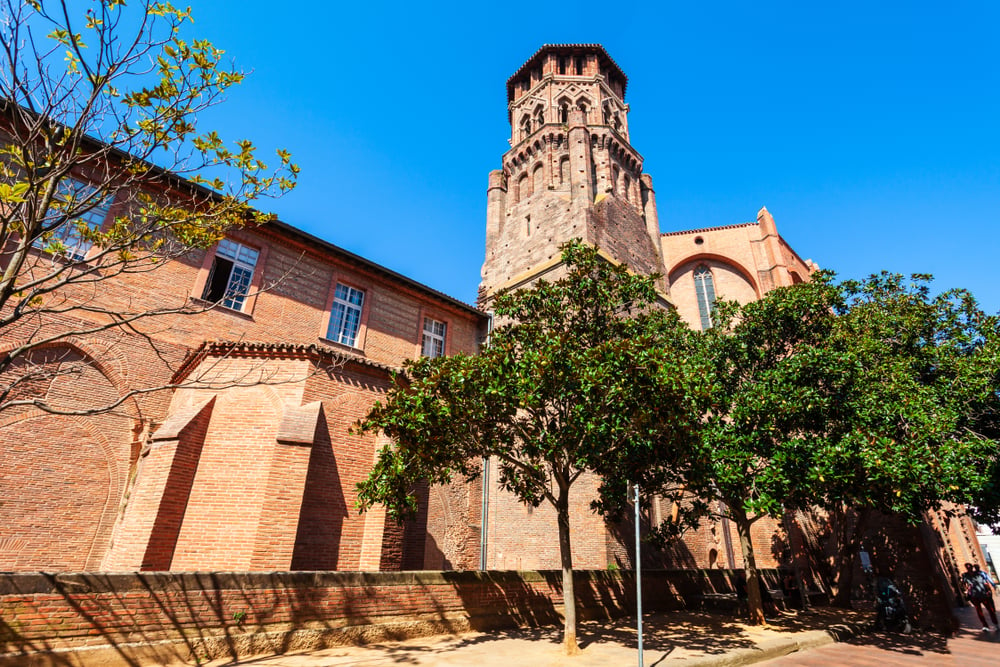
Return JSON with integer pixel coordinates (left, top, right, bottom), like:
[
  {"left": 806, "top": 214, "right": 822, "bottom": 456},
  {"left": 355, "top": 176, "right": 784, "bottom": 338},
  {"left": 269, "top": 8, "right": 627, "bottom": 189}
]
[
  {"left": 222, "top": 264, "right": 254, "bottom": 310},
  {"left": 216, "top": 238, "right": 239, "bottom": 261}
]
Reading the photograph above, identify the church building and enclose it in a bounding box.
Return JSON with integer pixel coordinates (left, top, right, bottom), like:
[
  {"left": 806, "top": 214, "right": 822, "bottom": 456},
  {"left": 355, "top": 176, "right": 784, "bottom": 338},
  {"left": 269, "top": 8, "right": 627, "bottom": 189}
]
[{"left": 0, "top": 43, "right": 983, "bottom": 615}]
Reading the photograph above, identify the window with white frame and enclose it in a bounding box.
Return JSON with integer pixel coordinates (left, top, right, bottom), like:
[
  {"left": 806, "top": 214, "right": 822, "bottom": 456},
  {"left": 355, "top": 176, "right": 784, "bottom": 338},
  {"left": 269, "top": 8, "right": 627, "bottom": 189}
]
[
  {"left": 693, "top": 265, "right": 716, "bottom": 330},
  {"left": 201, "top": 239, "right": 260, "bottom": 311},
  {"left": 421, "top": 317, "right": 447, "bottom": 357},
  {"left": 327, "top": 283, "right": 365, "bottom": 346},
  {"left": 33, "top": 177, "right": 112, "bottom": 261}
]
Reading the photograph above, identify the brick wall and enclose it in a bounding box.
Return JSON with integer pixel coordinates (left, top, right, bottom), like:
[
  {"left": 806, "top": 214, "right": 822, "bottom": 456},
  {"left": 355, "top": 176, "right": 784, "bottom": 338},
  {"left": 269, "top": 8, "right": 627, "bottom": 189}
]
[{"left": 0, "top": 568, "right": 778, "bottom": 666}]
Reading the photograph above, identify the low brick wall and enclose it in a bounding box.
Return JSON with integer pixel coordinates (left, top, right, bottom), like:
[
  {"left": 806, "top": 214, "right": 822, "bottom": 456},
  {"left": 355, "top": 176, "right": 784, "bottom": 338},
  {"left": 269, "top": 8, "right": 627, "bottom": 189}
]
[{"left": 0, "top": 569, "right": 782, "bottom": 666}]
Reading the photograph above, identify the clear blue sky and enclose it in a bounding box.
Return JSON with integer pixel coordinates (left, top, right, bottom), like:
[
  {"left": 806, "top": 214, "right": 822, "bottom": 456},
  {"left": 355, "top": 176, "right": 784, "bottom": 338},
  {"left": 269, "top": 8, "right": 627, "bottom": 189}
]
[{"left": 187, "top": 1, "right": 999, "bottom": 313}]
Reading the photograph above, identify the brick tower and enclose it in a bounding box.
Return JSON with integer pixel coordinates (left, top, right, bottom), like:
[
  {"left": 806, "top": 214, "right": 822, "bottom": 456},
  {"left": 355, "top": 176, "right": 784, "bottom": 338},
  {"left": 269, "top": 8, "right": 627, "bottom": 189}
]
[{"left": 480, "top": 44, "right": 668, "bottom": 301}]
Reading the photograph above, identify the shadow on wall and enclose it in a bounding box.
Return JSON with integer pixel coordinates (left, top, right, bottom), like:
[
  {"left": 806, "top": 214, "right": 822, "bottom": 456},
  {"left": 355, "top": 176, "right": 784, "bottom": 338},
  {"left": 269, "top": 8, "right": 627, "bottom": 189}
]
[
  {"left": 817, "top": 509, "right": 957, "bottom": 633},
  {"left": 291, "top": 415, "right": 346, "bottom": 570}
]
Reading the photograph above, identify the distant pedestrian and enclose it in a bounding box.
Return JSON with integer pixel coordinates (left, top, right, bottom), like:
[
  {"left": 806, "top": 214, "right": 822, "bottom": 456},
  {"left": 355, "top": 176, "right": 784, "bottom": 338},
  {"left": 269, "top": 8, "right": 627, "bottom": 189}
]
[{"left": 963, "top": 562, "right": 998, "bottom": 631}]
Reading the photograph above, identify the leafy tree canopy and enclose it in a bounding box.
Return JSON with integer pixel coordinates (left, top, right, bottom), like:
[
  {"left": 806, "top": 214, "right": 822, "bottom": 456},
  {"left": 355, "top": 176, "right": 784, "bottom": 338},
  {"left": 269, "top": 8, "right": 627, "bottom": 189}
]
[
  {"left": 0, "top": 1, "right": 298, "bottom": 414},
  {"left": 355, "top": 241, "right": 705, "bottom": 653}
]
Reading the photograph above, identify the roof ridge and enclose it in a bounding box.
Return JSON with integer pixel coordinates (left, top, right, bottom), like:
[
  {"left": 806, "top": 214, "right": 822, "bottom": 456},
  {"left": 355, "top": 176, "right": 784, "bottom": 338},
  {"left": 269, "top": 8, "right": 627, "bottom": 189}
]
[{"left": 661, "top": 221, "right": 757, "bottom": 237}]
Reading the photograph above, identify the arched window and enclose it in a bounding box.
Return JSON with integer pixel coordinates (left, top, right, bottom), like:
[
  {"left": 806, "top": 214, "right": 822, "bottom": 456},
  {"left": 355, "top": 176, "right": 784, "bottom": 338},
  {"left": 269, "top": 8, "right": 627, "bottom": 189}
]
[
  {"left": 623, "top": 174, "right": 631, "bottom": 203},
  {"left": 559, "top": 102, "right": 569, "bottom": 124},
  {"left": 611, "top": 165, "right": 620, "bottom": 195},
  {"left": 693, "top": 265, "right": 716, "bottom": 330},
  {"left": 532, "top": 163, "right": 544, "bottom": 194},
  {"left": 517, "top": 173, "right": 530, "bottom": 201},
  {"left": 559, "top": 156, "right": 570, "bottom": 186},
  {"left": 602, "top": 105, "right": 611, "bottom": 125},
  {"left": 535, "top": 106, "right": 544, "bottom": 130}
]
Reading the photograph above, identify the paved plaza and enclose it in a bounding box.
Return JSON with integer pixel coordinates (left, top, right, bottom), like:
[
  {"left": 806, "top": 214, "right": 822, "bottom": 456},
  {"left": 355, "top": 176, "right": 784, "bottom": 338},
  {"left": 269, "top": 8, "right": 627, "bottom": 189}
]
[
  {"left": 196, "top": 605, "right": 1000, "bottom": 667},
  {"left": 199, "top": 607, "right": 869, "bottom": 667},
  {"left": 761, "top": 606, "right": 997, "bottom": 666}
]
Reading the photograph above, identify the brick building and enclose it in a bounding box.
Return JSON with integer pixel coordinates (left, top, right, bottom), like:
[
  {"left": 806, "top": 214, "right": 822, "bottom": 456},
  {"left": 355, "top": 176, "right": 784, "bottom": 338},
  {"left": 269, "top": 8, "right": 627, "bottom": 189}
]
[
  {"left": 0, "top": 42, "right": 984, "bottom": 614},
  {"left": 0, "top": 217, "right": 488, "bottom": 572}
]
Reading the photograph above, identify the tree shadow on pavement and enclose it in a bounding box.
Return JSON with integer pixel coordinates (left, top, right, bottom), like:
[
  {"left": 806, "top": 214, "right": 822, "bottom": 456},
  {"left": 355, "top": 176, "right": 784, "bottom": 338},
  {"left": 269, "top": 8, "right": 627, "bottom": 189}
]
[{"left": 841, "top": 629, "right": 950, "bottom": 656}]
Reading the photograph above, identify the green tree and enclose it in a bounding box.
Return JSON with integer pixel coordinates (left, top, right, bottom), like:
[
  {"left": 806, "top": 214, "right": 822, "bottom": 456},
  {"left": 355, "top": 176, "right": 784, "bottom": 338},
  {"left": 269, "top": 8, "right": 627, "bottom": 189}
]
[
  {"left": 657, "top": 272, "right": 998, "bottom": 619},
  {"left": 0, "top": 1, "right": 297, "bottom": 414},
  {"left": 355, "top": 242, "right": 703, "bottom": 654},
  {"left": 653, "top": 276, "right": 843, "bottom": 625},
  {"left": 813, "top": 274, "right": 998, "bottom": 605}
]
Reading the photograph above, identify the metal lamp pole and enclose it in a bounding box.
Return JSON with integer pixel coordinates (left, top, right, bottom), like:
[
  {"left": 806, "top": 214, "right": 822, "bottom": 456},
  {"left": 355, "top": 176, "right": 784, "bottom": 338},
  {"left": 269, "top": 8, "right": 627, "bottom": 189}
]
[{"left": 635, "top": 483, "right": 643, "bottom": 667}]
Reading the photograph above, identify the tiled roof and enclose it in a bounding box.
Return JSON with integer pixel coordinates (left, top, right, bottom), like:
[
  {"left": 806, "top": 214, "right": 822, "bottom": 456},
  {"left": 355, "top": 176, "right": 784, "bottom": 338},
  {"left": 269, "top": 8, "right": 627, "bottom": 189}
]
[
  {"left": 172, "top": 340, "right": 401, "bottom": 384},
  {"left": 661, "top": 222, "right": 757, "bottom": 237},
  {"left": 267, "top": 220, "right": 486, "bottom": 318},
  {"left": 507, "top": 44, "right": 628, "bottom": 97}
]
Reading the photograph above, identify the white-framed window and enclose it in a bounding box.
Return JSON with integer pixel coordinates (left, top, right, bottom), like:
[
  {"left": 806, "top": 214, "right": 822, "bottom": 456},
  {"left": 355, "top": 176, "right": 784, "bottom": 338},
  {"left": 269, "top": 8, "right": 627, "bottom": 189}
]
[
  {"left": 201, "top": 238, "right": 260, "bottom": 311},
  {"left": 421, "top": 317, "right": 447, "bottom": 358},
  {"left": 693, "top": 265, "right": 716, "bottom": 330},
  {"left": 33, "top": 177, "right": 112, "bottom": 261},
  {"left": 327, "top": 283, "right": 365, "bottom": 346}
]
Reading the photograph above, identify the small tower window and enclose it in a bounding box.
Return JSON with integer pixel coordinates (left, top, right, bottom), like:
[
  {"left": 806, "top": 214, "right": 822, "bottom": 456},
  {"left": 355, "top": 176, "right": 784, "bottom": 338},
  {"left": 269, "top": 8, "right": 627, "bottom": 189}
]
[
  {"left": 535, "top": 106, "right": 544, "bottom": 130},
  {"left": 602, "top": 105, "right": 611, "bottom": 125},
  {"left": 694, "top": 265, "right": 717, "bottom": 330},
  {"left": 623, "top": 174, "right": 631, "bottom": 203},
  {"left": 559, "top": 102, "right": 569, "bottom": 124},
  {"left": 520, "top": 115, "right": 532, "bottom": 140},
  {"left": 558, "top": 56, "right": 568, "bottom": 75},
  {"left": 574, "top": 56, "right": 584, "bottom": 75}
]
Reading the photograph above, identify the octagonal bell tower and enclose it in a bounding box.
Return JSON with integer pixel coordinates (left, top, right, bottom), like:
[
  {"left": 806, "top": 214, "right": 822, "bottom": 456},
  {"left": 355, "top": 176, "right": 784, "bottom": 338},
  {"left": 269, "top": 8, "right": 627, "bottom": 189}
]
[{"left": 480, "top": 44, "right": 668, "bottom": 302}]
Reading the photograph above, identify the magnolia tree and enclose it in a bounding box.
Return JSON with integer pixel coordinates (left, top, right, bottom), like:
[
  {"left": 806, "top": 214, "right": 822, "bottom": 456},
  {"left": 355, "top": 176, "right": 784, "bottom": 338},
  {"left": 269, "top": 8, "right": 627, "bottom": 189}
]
[
  {"left": 814, "top": 274, "right": 998, "bottom": 606},
  {"left": 0, "top": 0, "right": 297, "bottom": 415},
  {"left": 355, "top": 242, "right": 704, "bottom": 654},
  {"left": 650, "top": 276, "right": 844, "bottom": 625},
  {"left": 652, "top": 273, "right": 999, "bottom": 621}
]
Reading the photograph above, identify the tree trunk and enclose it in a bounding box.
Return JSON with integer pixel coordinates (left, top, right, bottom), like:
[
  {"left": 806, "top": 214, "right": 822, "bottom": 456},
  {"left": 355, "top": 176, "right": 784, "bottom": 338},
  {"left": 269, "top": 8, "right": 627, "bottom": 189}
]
[
  {"left": 556, "top": 488, "right": 579, "bottom": 654},
  {"left": 832, "top": 506, "right": 870, "bottom": 608},
  {"left": 732, "top": 506, "right": 766, "bottom": 625}
]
